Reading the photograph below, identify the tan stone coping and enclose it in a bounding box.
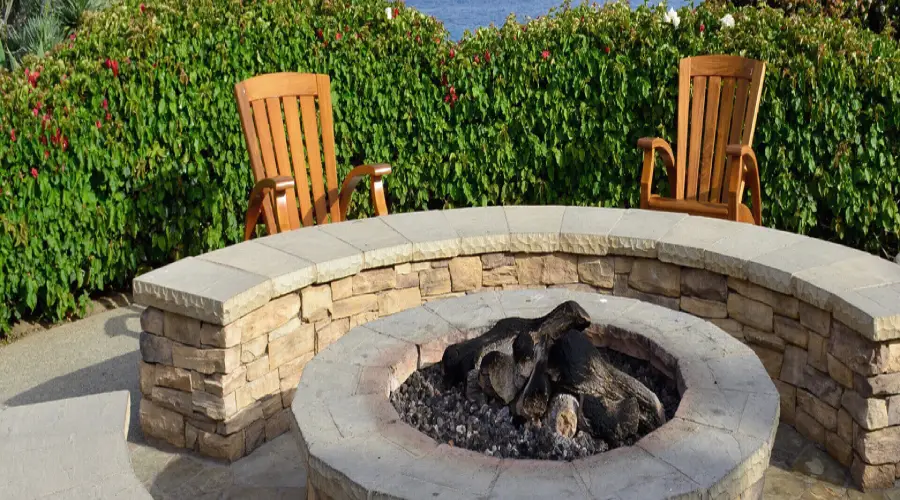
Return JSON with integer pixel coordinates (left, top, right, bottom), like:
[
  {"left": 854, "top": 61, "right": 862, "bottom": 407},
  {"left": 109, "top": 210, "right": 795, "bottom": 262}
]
[
  {"left": 133, "top": 207, "right": 900, "bottom": 341},
  {"left": 291, "top": 290, "right": 779, "bottom": 499}
]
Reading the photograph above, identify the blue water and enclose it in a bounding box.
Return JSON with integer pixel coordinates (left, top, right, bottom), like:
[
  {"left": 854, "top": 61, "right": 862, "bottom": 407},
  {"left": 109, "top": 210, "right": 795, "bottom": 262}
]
[{"left": 405, "top": 0, "right": 690, "bottom": 39}]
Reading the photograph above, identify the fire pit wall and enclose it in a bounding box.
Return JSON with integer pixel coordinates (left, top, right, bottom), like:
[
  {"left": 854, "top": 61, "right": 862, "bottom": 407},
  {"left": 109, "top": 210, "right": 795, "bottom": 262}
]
[{"left": 133, "top": 206, "right": 900, "bottom": 490}]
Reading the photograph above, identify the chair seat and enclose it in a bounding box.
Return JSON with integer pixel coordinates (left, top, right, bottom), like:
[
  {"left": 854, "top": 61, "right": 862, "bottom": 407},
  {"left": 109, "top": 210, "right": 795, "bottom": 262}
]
[{"left": 646, "top": 196, "right": 755, "bottom": 224}]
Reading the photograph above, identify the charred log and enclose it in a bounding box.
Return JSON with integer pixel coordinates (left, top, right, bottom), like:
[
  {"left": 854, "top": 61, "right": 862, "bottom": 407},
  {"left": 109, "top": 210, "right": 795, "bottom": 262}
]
[
  {"left": 478, "top": 351, "right": 520, "bottom": 404},
  {"left": 544, "top": 393, "right": 579, "bottom": 438}
]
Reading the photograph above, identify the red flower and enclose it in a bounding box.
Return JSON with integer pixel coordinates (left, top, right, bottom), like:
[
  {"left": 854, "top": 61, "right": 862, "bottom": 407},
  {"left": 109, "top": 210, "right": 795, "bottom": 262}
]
[
  {"left": 416, "top": 35, "right": 421, "bottom": 43},
  {"left": 139, "top": 3, "right": 145, "bottom": 13},
  {"left": 96, "top": 120, "right": 102, "bottom": 129},
  {"left": 316, "top": 29, "right": 323, "bottom": 40},
  {"left": 474, "top": 55, "right": 480, "bottom": 64},
  {"left": 62, "top": 137, "right": 69, "bottom": 151},
  {"left": 102, "top": 98, "right": 108, "bottom": 110},
  {"left": 444, "top": 94, "right": 451, "bottom": 103},
  {"left": 449, "top": 48, "right": 455, "bottom": 58},
  {"left": 605, "top": 46, "right": 610, "bottom": 54},
  {"left": 699, "top": 23, "right": 705, "bottom": 32},
  {"left": 541, "top": 50, "right": 550, "bottom": 60},
  {"left": 9, "top": 129, "right": 16, "bottom": 142},
  {"left": 335, "top": 32, "right": 342, "bottom": 40},
  {"left": 393, "top": 7, "right": 399, "bottom": 17},
  {"left": 69, "top": 33, "right": 76, "bottom": 40},
  {"left": 484, "top": 51, "right": 490, "bottom": 62},
  {"left": 106, "top": 112, "right": 112, "bottom": 121},
  {"left": 112, "top": 60, "right": 119, "bottom": 77},
  {"left": 33, "top": 107, "right": 40, "bottom": 117},
  {"left": 25, "top": 69, "right": 40, "bottom": 88},
  {"left": 40, "top": 136, "right": 48, "bottom": 145},
  {"left": 44, "top": 150, "right": 49, "bottom": 159},
  {"left": 30, "top": 168, "right": 38, "bottom": 179}
]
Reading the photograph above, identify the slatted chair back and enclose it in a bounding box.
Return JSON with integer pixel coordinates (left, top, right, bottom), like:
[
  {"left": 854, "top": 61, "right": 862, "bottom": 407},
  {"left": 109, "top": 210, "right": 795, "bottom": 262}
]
[
  {"left": 234, "top": 72, "right": 341, "bottom": 233},
  {"left": 675, "top": 55, "right": 766, "bottom": 205}
]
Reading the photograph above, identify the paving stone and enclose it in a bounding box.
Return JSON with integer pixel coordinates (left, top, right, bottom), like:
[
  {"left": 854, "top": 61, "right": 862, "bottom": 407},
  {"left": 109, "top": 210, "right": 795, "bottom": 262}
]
[
  {"left": 300, "top": 284, "right": 332, "bottom": 322},
  {"left": 843, "top": 390, "right": 889, "bottom": 430},
  {"left": 728, "top": 293, "right": 774, "bottom": 332},
  {"left": 377, "top": 287, "right": 422, "bottom": 316},
  {"left": 423, "top": 291, "right": 505, "bottom": 334},
  {"left": 792, "top": 255, "right": 900, "bottom": 311},
  {"left": 558, "top": 205, "right": 624, "bottom": 255},
  {"left": 399, "top": 444, "right": 502, "bottom": 496},
  {"left": 657, "top": 215, "right": 746, "bottom": 269},
  {"left": 318, "top": 217, "right": 413, "bottom": 270},
  {"left": 444, "top": 206, "right": 510, "bottom": 255},
  {"left": 763, "top": 466, "right": 809, "bottom": 498},
  {"left": 606, "top": 209, "right": 687, "bottom": 258},
  {"left": 140, "top": 332, "right": 173, "bottom": 365},
  {"left": 490, "top": 460, "right": 590, "bottom": 499},
  {"left": 574, "top": 445, "right": 699, "bottom": 499},
  {"left": 380, "top": 210, "right": 461, "bottom": 261},
  {"left": 704, "top": 225, "right": 805, "bottom": 280},
  {"left": 832, "top": 282, "right": 900, "bottom": 342},
  {"left": 134, "top": 257, "right": 273, "bottom": 326},
  {"left": 448, "top": 256, "right": 483, "bottom": 292},
  {"left": 505, "top": 205, "right": 565, "bottom": 252},
  {"left": 792, "top": 443, "right": 850, "bottom": 486},
  {"left": 199, "top": 240, "right": 317, "bottom": 296},
  {"left": 745, "top": 238, "right": 864, "bottom": 295},
  {"left": 258, "top": 226, "right": 363, "bottom": 284},
  {"left": 172, "top": 343, "right": 240, "bottom": 375},
  {"left": 674, "top": 388, "right": 747, "bottom": 432}
]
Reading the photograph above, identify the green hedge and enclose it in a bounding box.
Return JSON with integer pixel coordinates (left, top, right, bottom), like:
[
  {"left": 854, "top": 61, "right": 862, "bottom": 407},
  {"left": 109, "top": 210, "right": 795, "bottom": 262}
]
[{"left": 0, "top": 0, "right": 898, "bottom": 335}]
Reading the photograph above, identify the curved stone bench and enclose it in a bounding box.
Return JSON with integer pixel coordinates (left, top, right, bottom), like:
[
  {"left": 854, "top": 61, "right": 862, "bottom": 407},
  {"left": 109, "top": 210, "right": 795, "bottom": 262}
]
[
  {"left": 293, "top": 290, "right": 779, "bottom": 499},
  {"left": 0, "top": 391, "right": 150, "bottom": 499},
  {"left": 133, "top": 207, "right": 900, "bottom": 489}
]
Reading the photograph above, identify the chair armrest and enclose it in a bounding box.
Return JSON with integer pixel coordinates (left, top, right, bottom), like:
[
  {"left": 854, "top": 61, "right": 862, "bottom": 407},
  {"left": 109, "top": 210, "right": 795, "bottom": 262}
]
[
  {"left": 725, "top": 145, "right": 762, "bottom": 225},
  {"left": 244, "top": 175, "right": 296, "bottom": 240},
  {"left": 637, "top": 137, "right": 678, "bottom": 206},
  {"left": 339, "top": 163, "right": 392, "bottom": 221}
]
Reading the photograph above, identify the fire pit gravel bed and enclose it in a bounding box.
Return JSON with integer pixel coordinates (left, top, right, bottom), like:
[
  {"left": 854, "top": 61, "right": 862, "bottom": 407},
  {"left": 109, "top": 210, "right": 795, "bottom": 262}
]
[{"left": 291, "top": 289, "right": 779, "bottom": 499}]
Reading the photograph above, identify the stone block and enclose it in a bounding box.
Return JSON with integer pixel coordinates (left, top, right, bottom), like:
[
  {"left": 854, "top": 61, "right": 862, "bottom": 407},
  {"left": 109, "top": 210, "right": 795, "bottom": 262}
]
[
  {"left": 577, "top": 256, "right": 614, "bottom": 288},
  {"left": 172, "top": 343, "right": 240, "bottom": 375},
  {"left": 680, "top": 296, "right": 727, "bottom": 318},
  {"left": 515, "top": 254, "right": 544, "bottom": 285},
  {"left": 842, "top": 391, "right": 889, "bottom": 430},
  {"left": 807, "top": 332, "right": 827, "bottom": 372},
  {"left": 151, "top": 386, "right": 193, "bottom": 415},
  {"left": 239, "top": 293, "right": 301, "bottom": 344},
  {"left": 200, "top": 322, "right": 241, "bottom": 349},
  {"left": 260, "top": 394, "right": 282, "bottom": 418},
  {"left": 482, "top": 265, "right": 518, "bottom": 286},
  {"left": 139, "top": 362, "right": 154, "bottom": 396},
  {"left": 163, "top": 312, "right": 202, "bottom": 347},
  {"left": 153, "top": 365, "right": 193, "bottom": 392},
  {"left": 395, "top": 271, "right": 419, "bottom": 289},
  {"left": 856, "top": 425, "right": 900, "bottom": 465},
  {"left": 614, "top": 256, "right": 633, "bottom": 274},
  {"left": 709, "top": 318, "right": 743, "bottom": 340},
  {"left": 185, "top": 422, "right": 200, "bottom": 450},
  {"left": 857, "top": 373, "right": 900, "bottom": 397},
  {"left": 681, "top": 269, "right": 727, "bottom": 302},
  {"left": 889, "top": 396, "right": 900, "bottom": 426},
  {"left": 331, "top": 276, "right": 353, "bottom": 301},
  {"left": 203, "top": 365, "right": 247, "bottom": 397},
  {"left": 607, "top": 210, "right": 686, "bottom": 258},
  {"left": 244, "top": 418, "right": 266, "bottom": 455},
  {"left": 832, "top": 282, "right": 900, "bottom": 342},
  {"left": 141, "top": 307, "right": 164, "bottom": 335},
  {"left": 481, "top": 253, "right": 514, "bottom": 269},
  {"left": 279, "top": 352, "right": 313, "bottom": 389},
  {"left": 827, "top": 354, "right": 854, "bottom": 389},
  {"left": 301, "top": 285, "right": 332, "bottom": 322},
  {"left": 198, "top": 239, "right": 317, "bottom": 296},
  {"left": 780, "top": 346, "right": 807, "bottom": 387},
  {"left": 246, "top": 355, "right": 271, "bottom": 381},
  {"left": 802, "top": 365, "right": 843, "bottom": 408},
  {"left": 444, "top": 206, "right": 510, "bottom": 255},
  {"left": 241, "top": 335, "right": 267, "bottom": 364},
  {"left": 266, "top": 409, "right": 293, "bottom": 440},
  {"left": 727, "top": 293, "right": 774, "bottom": 332},
  {"left": 218, "top": 405, "right": 263, "bottom": 435},
  {"left": 235, "top": 371, "right": 280, "bottom": 410},
  {"left": 449, "top": 257, "right": 482, "bottom": 292},
  {"left": 797, "top": 390, "right": 837, "bottom": 430},
  {"left": 628, "top": 260, "right": 681, "bottom": 298},
  {"left": 352, "top": 268, "right": 396, "bottom": 295},
  {"left": 140, "top": 332, "right": 173, "bottom": 365},
  {"left": 350, "top": 312, "right": 379, "bottom": 328},
  {"left": 542, "top": 254, "right": 579, "bottom": 284},
  {"left": 825, "top": 432, "right": 853, "bottom": 467},
  {"left": 744, "top": 327, "right": 785, "bottom": 352},
  {"left": 381, "top": 211, "right": 461, "bottom": 261},
  {"left": 332, "top": 294, "right": 378, "bottom": 319},
  {"left": 800, "top": 302, "right": 832, "bottom": 336},
  {"left": 505, "top": 205, "right": 565, "bottom": 252},
  {"left": 795, "top": 409, "right": 825, "bottom": 446},
  {"left": 140, "top": 398, "right": 185, "bottom": 448},
  {"left": 838, "top": 409, "right": 853, "bottom": 442},
  {"left": 749, "top": 345, "right": 783, "bottom": 380},
  {"left": 851, "top": 456, "right": 895, "bottom": 490},
  {"left": 193, "top": 390, "right": 237, "bottom": 420},
  {"left": 315, "top": 318, "right": 351, "bottom": 352},
  {"left": 378, "top": 287, "right": 422, "bottom": 316},
  {"left": 197, "top": 428, "right": 245, "bottom": 462},
  {"left": 268, "top": 322, "right": 314, "bottom": 370},
  {"left": 774, "top": 316, "right": 808, "bottom": 348},
  {"left": 558, "top": 206, "right": 624, "bottom": 255},
  {"left": 773, "top": 380, "right": 796, "bottom": 424},
  {"left": 829, "top": 321, "right": 891, "bottom": 376},
  {"left": 419, "top": 268, "right": 451, "bottom": 296},
  {"left": 623, "top": 286, "right": 680, "bottom": 311},
  {"left": 318, "top": 217, "right": 412, "bottom": 269}
]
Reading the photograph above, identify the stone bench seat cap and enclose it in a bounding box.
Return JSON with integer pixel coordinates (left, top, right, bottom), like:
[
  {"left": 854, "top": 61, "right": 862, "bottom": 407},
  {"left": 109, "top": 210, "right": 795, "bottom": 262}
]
[
  {"left": 291, "top": 290, "right": 778, "bottom": 500},
  {"left": 133, "top": 207, "right": 900, "bottom": 341}
]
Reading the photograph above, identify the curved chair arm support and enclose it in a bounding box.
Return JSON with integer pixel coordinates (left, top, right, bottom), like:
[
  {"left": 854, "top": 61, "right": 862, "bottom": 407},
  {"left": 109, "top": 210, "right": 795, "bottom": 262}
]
[
  {"left": 244, "top": 175, "right": 296, "bottom": 241},
  {"left": 339, "top": 163, "right": 392, "bottom": 221},
  {"left": 637, "top": 137, "right": 678, "bottom": 207},
  {"left": 725, "top": 145, "right": 762, "bottom": 225}
]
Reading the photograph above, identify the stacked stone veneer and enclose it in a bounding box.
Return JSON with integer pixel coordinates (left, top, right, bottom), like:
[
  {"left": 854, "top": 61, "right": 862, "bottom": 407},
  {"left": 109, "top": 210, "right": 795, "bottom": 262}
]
[{"left": 133, "top": 207, "right": 900, "bottom": 490}]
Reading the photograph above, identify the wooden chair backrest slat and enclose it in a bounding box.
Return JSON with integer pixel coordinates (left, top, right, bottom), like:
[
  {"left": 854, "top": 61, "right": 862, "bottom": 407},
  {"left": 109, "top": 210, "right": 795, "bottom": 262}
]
[
  {"left": 677, "top": 56, "right": 766, "bottom": 205},
  {"left": 234, "top": 72, "right": 343, "bottom": 233}
]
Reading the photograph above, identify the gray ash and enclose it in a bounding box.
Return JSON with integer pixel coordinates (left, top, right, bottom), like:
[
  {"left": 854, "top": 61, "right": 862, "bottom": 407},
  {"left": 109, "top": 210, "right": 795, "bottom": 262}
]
[{"left": 390, "top": 346, "right": 679, "bottom": 460}]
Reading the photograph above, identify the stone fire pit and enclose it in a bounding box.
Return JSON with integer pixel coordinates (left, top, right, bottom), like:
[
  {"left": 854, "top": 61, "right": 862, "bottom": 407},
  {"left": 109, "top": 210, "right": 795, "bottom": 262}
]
[{"left": 291, "top": 290, "right": 779, "bottom": 499}]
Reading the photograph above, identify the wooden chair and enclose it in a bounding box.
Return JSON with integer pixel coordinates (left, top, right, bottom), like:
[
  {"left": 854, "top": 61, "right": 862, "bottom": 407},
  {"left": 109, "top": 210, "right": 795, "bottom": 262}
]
[
  {"left": 638, "top": 55, "right": 766, "bottom": 225},
  {"left": 234, "top": 72, "right": 391, "bottom": 240}
]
